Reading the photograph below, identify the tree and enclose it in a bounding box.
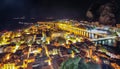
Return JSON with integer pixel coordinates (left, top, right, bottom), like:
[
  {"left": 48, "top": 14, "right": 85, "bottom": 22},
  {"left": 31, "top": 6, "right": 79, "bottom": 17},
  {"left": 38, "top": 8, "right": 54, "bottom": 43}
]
[
  {"left": 60, "top": 57, "right": 80, "bottom": 69},
  {"left": 60, "top": 57, "right": 101, "bottom": 69}
]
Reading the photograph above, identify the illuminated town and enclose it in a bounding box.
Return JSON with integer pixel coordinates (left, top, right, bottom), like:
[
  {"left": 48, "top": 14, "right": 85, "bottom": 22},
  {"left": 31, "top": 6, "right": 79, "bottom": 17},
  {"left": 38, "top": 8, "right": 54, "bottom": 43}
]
[{"left": 0, "top": 19, "right": 120, "bottom": 69}]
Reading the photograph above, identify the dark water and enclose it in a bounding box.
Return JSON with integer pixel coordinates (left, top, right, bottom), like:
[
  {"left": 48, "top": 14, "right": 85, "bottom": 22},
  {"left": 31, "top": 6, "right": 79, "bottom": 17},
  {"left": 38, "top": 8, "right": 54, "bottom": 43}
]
[
  {"left": 0, "top": 18, "right": 54, "bottom": 31},
  {"left": 0, "top": 19, "right": 34, "bottom": 31}
]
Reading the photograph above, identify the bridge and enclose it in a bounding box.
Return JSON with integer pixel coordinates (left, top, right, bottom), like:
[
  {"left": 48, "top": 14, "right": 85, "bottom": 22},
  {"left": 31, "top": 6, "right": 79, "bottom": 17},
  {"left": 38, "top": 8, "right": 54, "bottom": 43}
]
[
  {"left": 91, "top": 36, "right": 116, "bottom": 46},
  {"left": 57, "top": 23, "right": 116, "bottom": 46}
]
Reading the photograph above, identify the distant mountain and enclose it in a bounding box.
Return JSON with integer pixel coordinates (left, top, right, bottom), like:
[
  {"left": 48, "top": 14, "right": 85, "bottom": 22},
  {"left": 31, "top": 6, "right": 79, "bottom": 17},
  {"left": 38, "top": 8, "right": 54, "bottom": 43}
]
[{"left": 86, "top": 0, "right": 120, "bottom": 25}]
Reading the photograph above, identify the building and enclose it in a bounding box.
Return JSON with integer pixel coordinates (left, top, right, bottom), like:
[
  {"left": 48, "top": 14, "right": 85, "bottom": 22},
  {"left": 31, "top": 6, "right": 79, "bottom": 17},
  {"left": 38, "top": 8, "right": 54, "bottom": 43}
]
[{"left": 1, "top": 63, "right": 18, "bottom": 69}]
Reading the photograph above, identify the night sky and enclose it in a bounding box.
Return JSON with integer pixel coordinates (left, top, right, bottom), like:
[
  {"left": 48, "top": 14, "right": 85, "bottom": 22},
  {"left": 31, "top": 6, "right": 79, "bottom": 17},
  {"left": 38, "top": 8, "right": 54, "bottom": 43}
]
[
  {"left": 0, "top": 0, "right": 95, "bottom": 19},
  {"left": 0, "top": 0, "right": 120, "bottom": 30},
  {"left": 0, "top": 0, "right": 120, "bottom": 19}
]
